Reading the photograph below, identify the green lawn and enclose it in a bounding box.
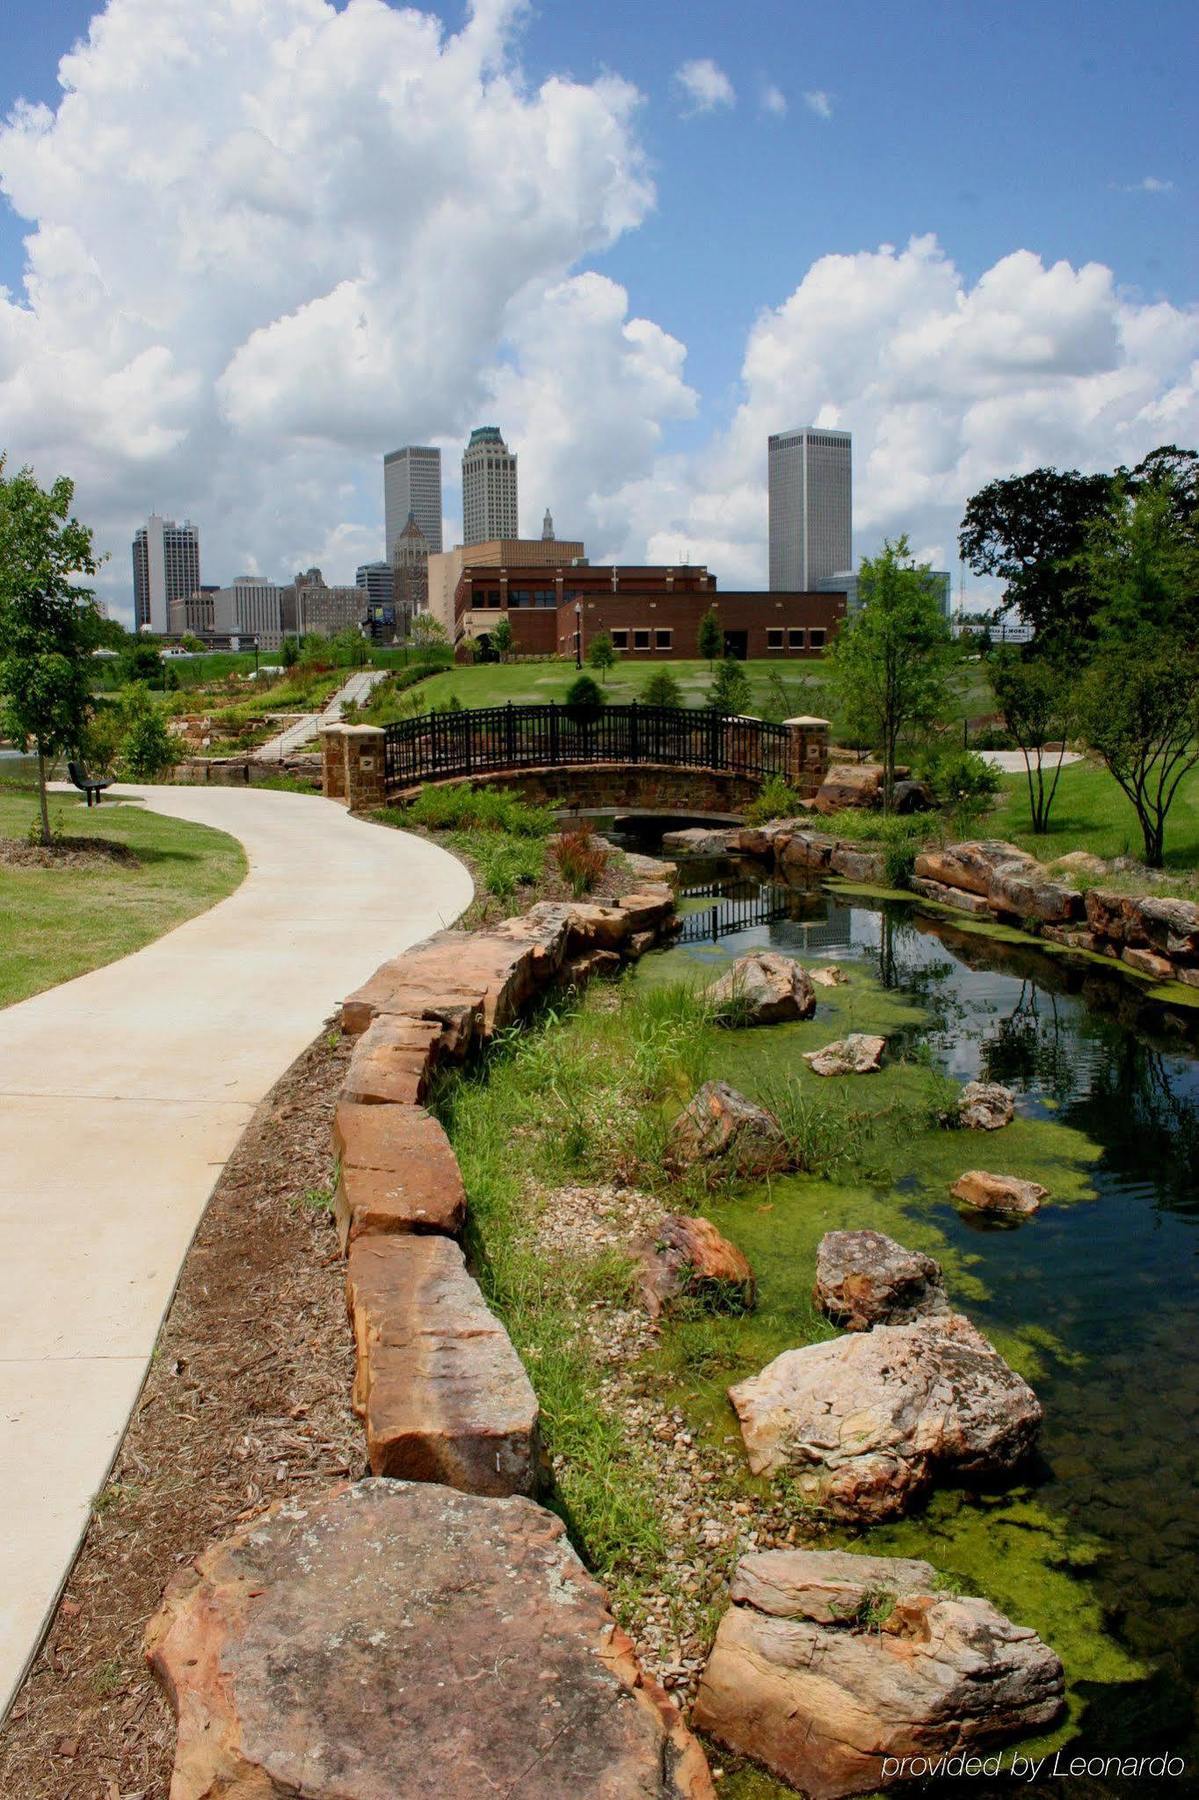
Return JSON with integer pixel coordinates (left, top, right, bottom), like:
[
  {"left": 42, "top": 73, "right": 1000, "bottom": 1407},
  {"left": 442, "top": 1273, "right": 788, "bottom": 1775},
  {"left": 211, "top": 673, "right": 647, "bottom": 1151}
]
[
  {"left": 366, "top": 655, "right": 992, "bottom": 736},
  {"left": 0, "top": 787, "right": 247, "bottom": 1008},
  {"left": 992, "top": 758, "right": 1199, "bottom": 869}
]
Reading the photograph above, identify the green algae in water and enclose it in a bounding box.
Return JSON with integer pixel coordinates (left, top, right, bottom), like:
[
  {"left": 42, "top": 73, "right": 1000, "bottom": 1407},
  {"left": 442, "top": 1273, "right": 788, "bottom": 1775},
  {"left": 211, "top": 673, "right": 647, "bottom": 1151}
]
[{"left": 635, "top": 893, "right": 1199, "bottom": 1780}]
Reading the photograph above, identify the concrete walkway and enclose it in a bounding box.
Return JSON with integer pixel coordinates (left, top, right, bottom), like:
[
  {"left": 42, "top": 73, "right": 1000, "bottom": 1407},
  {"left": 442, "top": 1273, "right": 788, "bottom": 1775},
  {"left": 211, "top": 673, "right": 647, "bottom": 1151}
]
[
  {"left": 977, "top": 748, "right": 1083, "bottom": 774},
  {"left": 0, "top": 786, "right": 472, "bottom": 1719},
  {"left": 258, "top": 667, "right": 389, "bottom": 760}
]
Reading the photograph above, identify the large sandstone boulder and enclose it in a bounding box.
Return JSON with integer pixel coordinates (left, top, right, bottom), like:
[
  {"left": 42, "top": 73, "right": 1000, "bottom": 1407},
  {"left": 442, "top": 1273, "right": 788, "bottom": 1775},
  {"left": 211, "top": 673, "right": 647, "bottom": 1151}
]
[
  {"left": 706, "top": 950, "right": 816, "bottom": 1024},
  {"left": 951, "top": 1171, "right": 1047, "bottom": 1218},
  {"left": 637, "top": 1215, "right": 756, "bottom": 1318},
  {"left": 913, "top": 841, "right": 1031, "bottom": 898},
  {"left": 813, "top": 763, "right": 884, "bottom": 814},
  {"left": 829, "top": 846, "right": 885, "bottom": 883},
  {"left": 146, "top": 1479, "right": 714, "bottom": 1800},
  {"left": 986, "top": 862, "right": 1082, "bottom": 925},
  {"left": 728, "top": 1313, "right": 1042, "bottom": 1521},
  {"left": 693, "top": 1548, "right": 1064, "bottom": 1800},
  {"left": 333, "top": 1101, "right": 466, "bottom": 1248},
  {"left": 814, "top": 1230, "right": 948, "bottom": 1329},
  {"left": 957, "top": 1081, "right": 1015, "bottom": 1130},
  {"left": 341, "top": 1014, "right": 445, "bottom": 1107},
  {"left": 810, "top": 963, "right": 845, "bottom": 987},
  {"left": 1130, "top": 893, "right": 1199, "bottom": 960},
  {"left": 346, "top": 1235, "right": 539, "bottom": 1495},
  {"left": 780, "top": 830, "right": 840, "bottom": 873},
  {"left": 667, "top": 1080, "right": 789, "bottom": 1178},
  {"left": 661, "top": 826, "right": 734, "bottom": 855},
  {"left": 803, "top": 1033, "right": 886, "bottom": 1076}
]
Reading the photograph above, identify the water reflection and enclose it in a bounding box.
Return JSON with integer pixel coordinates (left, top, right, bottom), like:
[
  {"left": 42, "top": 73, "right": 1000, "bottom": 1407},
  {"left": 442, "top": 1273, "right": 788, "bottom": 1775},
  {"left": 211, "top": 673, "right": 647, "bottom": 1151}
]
[{"left": 665, "top": 858, "right": 1199, "bottom": 1777}]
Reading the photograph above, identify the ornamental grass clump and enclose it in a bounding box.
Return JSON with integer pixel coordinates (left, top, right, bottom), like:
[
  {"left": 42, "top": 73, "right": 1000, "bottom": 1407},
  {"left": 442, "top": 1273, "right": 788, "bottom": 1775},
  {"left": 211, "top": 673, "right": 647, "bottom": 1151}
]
[{"left": 555, "top": 823, "right": 608, "bottom": 896}]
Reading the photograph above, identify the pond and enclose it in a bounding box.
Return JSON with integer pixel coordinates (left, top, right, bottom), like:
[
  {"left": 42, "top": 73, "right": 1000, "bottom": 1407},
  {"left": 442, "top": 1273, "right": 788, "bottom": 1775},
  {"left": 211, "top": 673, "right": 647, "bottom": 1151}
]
[{"left": 632, "top": 849, "right": 1199, "bottom": 1787}]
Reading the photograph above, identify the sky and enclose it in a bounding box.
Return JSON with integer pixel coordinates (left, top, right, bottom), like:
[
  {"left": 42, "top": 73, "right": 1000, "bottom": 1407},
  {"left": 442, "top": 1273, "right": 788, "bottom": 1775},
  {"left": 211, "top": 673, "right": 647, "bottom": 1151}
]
[{"left": 0, "top": 0, "right": 1196, "bottom": 623}]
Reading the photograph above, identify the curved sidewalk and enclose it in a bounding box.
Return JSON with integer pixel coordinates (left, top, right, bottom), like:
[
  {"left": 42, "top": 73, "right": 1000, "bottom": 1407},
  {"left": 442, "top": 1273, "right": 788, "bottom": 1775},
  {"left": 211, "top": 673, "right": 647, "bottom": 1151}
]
[{"left": 0, "top": 786, "right": 473, "bottom": 1719}]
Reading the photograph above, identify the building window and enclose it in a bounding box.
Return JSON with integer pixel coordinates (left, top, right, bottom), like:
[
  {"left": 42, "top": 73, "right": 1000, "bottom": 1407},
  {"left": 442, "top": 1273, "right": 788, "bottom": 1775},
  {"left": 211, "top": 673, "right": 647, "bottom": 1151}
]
[
  {"left": 789, "top": 628, "right": 806, "bottom": 649},
  {"left": 655, "top": 628, "right": 672, "bottom": 650},
  {"left": 766, "top": 628, "right": 785, "bottom": 650},
  {"left": 509, "top": 589, "right": 529, "bottom": 607},
  {"left": 809, "top": 628, "right": 827, "bottom": 650},
  {"left": 610, "top": 629, "right": 629, "bottom": 649},
  {"left": 633, "top": 628, "right": 651, "bottom": 650}
]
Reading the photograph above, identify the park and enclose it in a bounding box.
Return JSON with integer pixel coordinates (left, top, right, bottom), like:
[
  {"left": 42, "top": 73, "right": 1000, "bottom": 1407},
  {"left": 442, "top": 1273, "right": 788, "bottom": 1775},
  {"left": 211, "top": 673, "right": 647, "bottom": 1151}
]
[{"left": 2, "top": 445, "right": 1199, "bottom": 1800}]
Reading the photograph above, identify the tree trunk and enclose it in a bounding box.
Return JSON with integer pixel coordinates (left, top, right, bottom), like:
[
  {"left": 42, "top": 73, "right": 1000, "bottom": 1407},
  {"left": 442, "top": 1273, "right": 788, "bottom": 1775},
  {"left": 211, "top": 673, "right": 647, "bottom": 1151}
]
[{"left": 36, "top": 745, "right": 51, "bottom": 847}]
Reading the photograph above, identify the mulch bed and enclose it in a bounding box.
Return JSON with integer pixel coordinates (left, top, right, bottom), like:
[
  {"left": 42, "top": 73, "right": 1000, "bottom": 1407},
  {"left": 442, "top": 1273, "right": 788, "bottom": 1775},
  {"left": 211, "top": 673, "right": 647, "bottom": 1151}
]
[
  {"left": 0, "top": 1025, "right": 360, "bottom": 1800},
  {"left": 0, "top": 837, "right": 141, "bottom": 871}
]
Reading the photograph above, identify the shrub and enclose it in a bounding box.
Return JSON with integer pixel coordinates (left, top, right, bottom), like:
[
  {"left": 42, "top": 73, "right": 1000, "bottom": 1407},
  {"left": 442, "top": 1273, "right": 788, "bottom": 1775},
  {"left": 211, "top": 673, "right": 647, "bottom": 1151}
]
[
  {"left": 405, "top": 783, "right": 555, "bottom": 837},
  {"left": 565, "top": 673, "right": 604, "bottom": 709},
  {"left": 744, "top": 773, "right": 806, "bottom": 825},
  {"left": 116, "top": 686, "right": 178, "bottom": 779},
  {"left": 642, "top": 669, "right": 683, "bottom": 708},
  {"left": 80, "top": 702, "right": 126, "bottom": 776},
  {"left": 556, "top": 824, "right": 608, "bottom": 897},
  {"left": 923, "top": 748, "right": 1000, "bottom": 832},
  {"left": 707, "top": 656, "right": 751, "bottom": 715}
]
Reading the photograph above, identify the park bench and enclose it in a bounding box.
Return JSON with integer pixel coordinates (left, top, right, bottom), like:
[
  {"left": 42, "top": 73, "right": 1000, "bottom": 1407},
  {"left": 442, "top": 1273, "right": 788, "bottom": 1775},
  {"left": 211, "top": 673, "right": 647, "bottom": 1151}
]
[{"left": 67, "top": 760, "right": 114, "bottom": 807}]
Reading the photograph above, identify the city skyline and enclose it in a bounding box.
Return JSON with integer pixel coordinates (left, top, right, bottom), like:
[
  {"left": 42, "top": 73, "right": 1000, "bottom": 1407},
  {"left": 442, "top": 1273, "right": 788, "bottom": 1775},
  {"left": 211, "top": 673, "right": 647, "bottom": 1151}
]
[{"left": 3, "top": 0, "right": 1194, "bottom": 627}]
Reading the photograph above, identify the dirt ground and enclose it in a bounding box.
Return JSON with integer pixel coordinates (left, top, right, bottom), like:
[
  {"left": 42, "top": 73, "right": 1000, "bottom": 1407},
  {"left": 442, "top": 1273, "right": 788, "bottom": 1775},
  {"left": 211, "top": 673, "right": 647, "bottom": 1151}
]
[{"left": 0, "top": 1026, "right": 360, "bottom": 1800}]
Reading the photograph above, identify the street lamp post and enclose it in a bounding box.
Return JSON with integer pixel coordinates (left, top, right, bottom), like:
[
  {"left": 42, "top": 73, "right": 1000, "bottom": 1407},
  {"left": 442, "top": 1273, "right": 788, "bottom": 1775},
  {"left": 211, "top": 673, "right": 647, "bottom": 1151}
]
[{"left": 574, "top": 602, "right": 582, "bottom": 669}]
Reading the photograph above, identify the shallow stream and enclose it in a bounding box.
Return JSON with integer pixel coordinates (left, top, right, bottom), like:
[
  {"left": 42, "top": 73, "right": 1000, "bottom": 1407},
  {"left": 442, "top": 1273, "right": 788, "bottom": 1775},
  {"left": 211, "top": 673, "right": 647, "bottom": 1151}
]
[{"left": 628, "top": 848, "right": 1199, "bottom": 1788}]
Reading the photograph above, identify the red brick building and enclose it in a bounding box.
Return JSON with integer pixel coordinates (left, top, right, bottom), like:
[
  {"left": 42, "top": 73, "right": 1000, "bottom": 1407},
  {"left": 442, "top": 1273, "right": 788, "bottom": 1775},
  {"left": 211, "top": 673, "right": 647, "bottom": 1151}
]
[{"left": 452, "top": 560, "right": 845, "bottom": 662}]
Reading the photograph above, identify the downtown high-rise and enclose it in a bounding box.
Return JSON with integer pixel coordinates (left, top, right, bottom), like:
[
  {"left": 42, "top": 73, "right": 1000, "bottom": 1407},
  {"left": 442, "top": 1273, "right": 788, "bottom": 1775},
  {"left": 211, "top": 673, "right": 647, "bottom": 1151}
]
[
  {"left": 383, "top": 446, "right": 443, "bottom": 562},
  {"left": 767, "top": 428, "right": 852, "bottom": 590},
  {"left": 462, "top": 426, "right": 518, "bottom": 545},
  {"left": 132, "top": 514, "right": 201, "bottom": 632}
]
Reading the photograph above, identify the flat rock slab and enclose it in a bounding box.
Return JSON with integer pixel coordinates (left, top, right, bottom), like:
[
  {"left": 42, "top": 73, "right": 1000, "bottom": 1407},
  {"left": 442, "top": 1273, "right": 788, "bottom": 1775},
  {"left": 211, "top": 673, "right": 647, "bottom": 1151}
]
[
  {"left": 804, "top": 1032, "right": 886, "bottom": 1076},
  {"left": 958, "top": 1080, "right": 1016, "bottom": 1130},
  {"left": 341, "top": 1013, "right": 445, "bottom": 1106},
  {"left": 694, "top": 1547, "right": 1064, "bottom": 1800},
  {"left": 706, "top": 950, "right": 816, "bottom": 1024},
  {"left": 637, "top": 1215, "right": 756, "bottom": 1318},
  {"left": 667, "top": 1080, "right": 790, "bottom": 1177},
  {"left": 815, "top": 1229, "right": 948, "bottom": 1329},
  {"left": 146, "top": 1479, "right": 715, "bottom": 1800},
  {"left": 810, "top": 963, "right": 845, "bottom": 987},
  {"left": 728, "top": 1313, "right": 1042, "bottom": 1521},
  {"left": 334, "top": 1101, "right": 466, "bottom": 1247},
  {"left": 951, "top": 1170, "right": 1047, "bottom": 1218},
  {"left": 346, "top": 1235, "right": 539, "bottom": 1495}
]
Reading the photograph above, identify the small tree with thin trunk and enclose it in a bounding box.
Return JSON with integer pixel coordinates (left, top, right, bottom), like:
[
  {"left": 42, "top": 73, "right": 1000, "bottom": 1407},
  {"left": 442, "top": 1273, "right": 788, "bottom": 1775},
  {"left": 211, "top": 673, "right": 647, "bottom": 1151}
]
[
  {"left": 1077, "top": 648, "right": 1199, "bottom": 867},
  {"left": 491, "top": 615, "right": 514, "bottom": 662},
  {"left": 826, "top": 537, "right": 957, "bottom": 812},
  {"left": 989, "top": 647, "right": 1075, "bottom": 834},
  {"left": 707, "top": 655, "right": 751, "bottom": 715},
  {"left": 587, "top": 630, "right": 616, "bottom": 683},
  {"left": 698, "top": 606, "right": 722, "bottom": 669},
  {"left": 0, "top": 460, "right": 101, "bottom": 844}
]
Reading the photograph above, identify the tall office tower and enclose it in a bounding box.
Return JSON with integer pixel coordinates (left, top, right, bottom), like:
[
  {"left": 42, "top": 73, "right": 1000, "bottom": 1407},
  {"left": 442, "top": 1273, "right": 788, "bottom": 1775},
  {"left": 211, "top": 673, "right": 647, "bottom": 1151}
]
[
  {"left": 462, "top": 425, "right": 518, "bottom": 546},
  {"left": 132, "top": 514, "right": 201, "bottom": 632},
  {"left": 357, "top": 560, "right": 396, "bottom": 643},
  {"left": 383, "top": 446, "right": 442, "bottom": 563},
  {"left": 767, "top": 428, "right": 852, "bottom": 590},
  {"left": 392, "top": 511, "right": 430, "bottom": 627}
]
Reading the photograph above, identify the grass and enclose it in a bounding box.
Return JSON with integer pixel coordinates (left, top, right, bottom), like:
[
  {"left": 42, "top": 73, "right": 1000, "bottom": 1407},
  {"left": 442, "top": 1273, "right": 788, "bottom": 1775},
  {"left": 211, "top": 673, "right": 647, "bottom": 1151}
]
[
  {"left": 356, "top": 655, "right": 993, "bottom": 737},
  {"left": 992, "top": 757, "right": 1199, "bottom": 869},
  {"left": 0, "top": 788, "right": 246, "bottom": 1008},
  {"left": 374, "top": 783, "right": 556, "bottom": 903}
]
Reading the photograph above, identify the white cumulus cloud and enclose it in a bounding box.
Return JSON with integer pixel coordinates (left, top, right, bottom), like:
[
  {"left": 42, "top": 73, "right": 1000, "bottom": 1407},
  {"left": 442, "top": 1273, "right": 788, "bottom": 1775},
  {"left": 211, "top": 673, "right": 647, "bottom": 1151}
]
[
  {"left": 0, "top": 0, "right": 665, "bottom": 613},
  {"left": 1111, "top": 175, "right": 1174, "bottom": 194},
  {"left": 760, "top": 83, "right": 787, "bottom": 119},
  {"left": 803, "top": 89, "right": 833, "bottom": 120},
  {"left": 673, "top": 58, "right": 735, "bottom": 116}
]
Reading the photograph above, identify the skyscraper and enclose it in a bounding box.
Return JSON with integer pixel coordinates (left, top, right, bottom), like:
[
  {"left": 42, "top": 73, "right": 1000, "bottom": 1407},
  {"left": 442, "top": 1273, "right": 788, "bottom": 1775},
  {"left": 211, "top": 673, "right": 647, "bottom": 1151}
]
[
  {"left": 392, "top": 511, "right": 430, "bottom": 627},
  {"left": 132, "top": 514, "right": 201, "bottom": 632},
  {"left": 383, "top": 446, "right": 443, "bottom": 562},
  {"left": 767, "top": 428, "right": 852, "bottom": 590},
  {"left": 462, "top": 426, "right": 518, "bottom": 546}
]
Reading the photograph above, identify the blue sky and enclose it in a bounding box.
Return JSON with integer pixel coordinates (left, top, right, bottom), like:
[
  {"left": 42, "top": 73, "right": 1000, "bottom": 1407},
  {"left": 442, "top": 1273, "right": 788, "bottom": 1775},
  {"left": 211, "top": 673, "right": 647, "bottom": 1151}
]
[{"left": 0, "top": 0, "right": 1195, "bottom": 614}]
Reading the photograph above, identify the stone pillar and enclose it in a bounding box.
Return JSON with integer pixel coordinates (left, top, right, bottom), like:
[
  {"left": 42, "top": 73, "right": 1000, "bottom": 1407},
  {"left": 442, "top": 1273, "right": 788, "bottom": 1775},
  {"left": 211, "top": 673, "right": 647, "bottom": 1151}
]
[
  {"left": 342, "top": 725, "right": 388, "bottom": 813},
  {"left": 784, "top": 716, "right": 830, "bottom": 797},
  {"left": 321, "top": 726, "right": 348, "bottom": 803}
]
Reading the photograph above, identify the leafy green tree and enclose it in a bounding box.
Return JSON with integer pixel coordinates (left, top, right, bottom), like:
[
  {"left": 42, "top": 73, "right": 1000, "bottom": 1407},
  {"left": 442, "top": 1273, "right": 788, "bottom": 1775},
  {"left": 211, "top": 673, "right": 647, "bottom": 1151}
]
[
  {"left": 697, "top": 605, "right": 722, "bottom": 669},
  {"left": 491, "top": 615, "right": 514, "bottom": 662},
  {"left": 117, "top": 685, "right": 178, "bottom": 780},
  {"left": 826, "top": 538, "right": 957, "bottom": 812},
  {"left": 410, "top": 612, "right": 448, "bottom": 652},
  {"left": 587, "top": 630, "right": 616, "bottom": 683},
  {"left": 959, "top": 466, "right": 1113, "bottom": 650},
  {"left": 1072, "top": 478, "right": 1199, "bottom": 865},
  {"left": 989, "top": 648, "right": 1075, "bottom": 834},
  {"left": 0, "top": 459, "right": 102, "bottom": 843},
  {"left": 707, "top": 656, "right": 751, "bottom": 715},
  {"left": 118, "top": 636, "right": 164, "bottom": 686},
  {"left": 642, "top": 668, "right": 682, "bottom": 708},
  {"left": 280, "top": 637, "right": 299, "bottom": 668},
  {"left": 1121, "top": 444, "right": 1199, "bottom": 540}
]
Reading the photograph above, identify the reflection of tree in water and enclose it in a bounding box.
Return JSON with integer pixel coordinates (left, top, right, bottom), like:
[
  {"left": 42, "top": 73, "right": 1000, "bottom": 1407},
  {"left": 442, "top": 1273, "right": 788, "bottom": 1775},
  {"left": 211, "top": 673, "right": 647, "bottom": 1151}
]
[
  {"left": 979, "top": 981, "right": 1079, "bottom": 1104},
  {"left": 1062, "top": 1029, "right": 1199, "bottom": 1218},
  {"left": 869, "top": 908, "right": 965, "bottom": 1044}
]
